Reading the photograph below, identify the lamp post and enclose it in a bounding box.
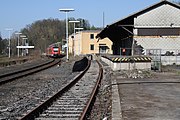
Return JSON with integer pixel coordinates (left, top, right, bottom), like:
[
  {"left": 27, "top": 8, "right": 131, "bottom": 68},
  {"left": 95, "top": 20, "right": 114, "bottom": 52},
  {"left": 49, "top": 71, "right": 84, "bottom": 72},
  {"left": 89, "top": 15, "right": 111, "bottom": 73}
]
[
  {"left": 75, "top": 28, "right": 84, "bottom": 30},
  {"left": 20, "top": 35, "right": 26, "bottom": 45},
  {"left": 59, "top": 8, "right": 74, "bottom": 61},
  {"left": 22, "top": 37, "right": 28, "bottom": 45},
  {"left": 20, "top": 35, "right": 26, "bottom": 39},
  {"left": 22, "top": 37, "right": 28, "bottom": 56},
  {"left": 69, "top": 21, "right": 80, "bottom": 56},
  {"left": 75, "top": 28, "right": 83, "bottom": 55},
  {"left": 20, "top": 35, "right": 26, "bottom": 56},
  {"left": 5, "top": 28, "right": 13, "bottom": 58},
  {"left": 15, "top": 32, "right": 22, "bottom": 57}
]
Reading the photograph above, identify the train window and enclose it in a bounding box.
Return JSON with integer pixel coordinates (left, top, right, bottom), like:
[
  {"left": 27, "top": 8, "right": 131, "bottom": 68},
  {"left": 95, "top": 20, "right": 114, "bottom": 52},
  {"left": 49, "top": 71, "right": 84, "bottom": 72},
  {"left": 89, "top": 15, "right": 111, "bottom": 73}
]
[{"left": 53, "top": 47, "right": 59, "bottom": 52}]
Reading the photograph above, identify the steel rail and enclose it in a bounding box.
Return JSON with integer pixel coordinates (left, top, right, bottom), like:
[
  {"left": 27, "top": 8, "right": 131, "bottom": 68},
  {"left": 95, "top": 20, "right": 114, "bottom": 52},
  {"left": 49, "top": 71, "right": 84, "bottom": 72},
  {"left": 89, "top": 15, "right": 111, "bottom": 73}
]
[
  {"left": 0, "top": 59, "right": 60, "bottom": 85},
  {"left": 79, "top": 60, "right": 103, "bottom": 120},
  {"left": 0, "top": 59, "right": 54, "bottom": 79},
  {"left": 20, "top": 59, "right": 91, "bottom": 120}
]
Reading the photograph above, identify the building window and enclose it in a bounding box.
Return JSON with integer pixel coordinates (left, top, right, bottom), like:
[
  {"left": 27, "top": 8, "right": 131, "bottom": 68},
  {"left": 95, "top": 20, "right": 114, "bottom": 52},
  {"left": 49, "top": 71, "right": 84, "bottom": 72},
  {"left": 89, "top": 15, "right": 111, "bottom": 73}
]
[
  {"left": 90, "top": 44, "right": 94, "bottom": 50},
  {"left": 90, "top": 34, "right": 94, "bottom": 39}
]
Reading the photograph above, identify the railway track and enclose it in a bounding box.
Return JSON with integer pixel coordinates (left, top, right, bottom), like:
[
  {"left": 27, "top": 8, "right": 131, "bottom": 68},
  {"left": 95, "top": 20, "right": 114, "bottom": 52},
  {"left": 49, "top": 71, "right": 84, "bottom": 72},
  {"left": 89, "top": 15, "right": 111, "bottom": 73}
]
[
  {"left": 0, "top": 58, "right": 61, "bottom": 85},
  {"left": 20, "top": 60, "right": 103, "bottom": 120}
]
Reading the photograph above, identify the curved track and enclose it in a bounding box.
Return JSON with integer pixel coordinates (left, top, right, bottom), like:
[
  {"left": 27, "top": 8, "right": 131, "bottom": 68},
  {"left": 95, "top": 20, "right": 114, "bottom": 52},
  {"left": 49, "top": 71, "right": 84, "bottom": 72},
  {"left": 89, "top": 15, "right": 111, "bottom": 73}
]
[
  {"left": 20, "top": 60, "right": 103, "bottom": 120},
  {"left": 0, "top": 58, "right": 61, "bottom": 85}
]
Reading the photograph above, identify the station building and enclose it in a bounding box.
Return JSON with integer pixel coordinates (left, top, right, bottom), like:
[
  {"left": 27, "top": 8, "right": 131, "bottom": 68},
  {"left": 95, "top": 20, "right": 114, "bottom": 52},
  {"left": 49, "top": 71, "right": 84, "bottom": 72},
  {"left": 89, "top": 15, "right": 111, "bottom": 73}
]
[
  {"left": 96, "top": 0, "right": 180, "bottom": 56},
  {"left": 68, "top": 30, "right": 113, "bottom": 55}
]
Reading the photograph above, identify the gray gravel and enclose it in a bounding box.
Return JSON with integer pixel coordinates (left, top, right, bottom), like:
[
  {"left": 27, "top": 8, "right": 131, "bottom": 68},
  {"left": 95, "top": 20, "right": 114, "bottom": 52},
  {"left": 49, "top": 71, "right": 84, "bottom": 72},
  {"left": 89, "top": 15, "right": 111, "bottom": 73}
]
[
  {"left": 0, "top": 57, "right": 81, "bottom": 120},
  {"left": 37, "top": 60, "right": 100, "bottom": 119},
  {"left": 0, "top": 57, "right": 51, "bottom": 76},
  {"left": 88, "top": 60, "right": 154, "bottom": 120},
  {"left": 88, "top": 60, "right": 112, "bottom": 120}
]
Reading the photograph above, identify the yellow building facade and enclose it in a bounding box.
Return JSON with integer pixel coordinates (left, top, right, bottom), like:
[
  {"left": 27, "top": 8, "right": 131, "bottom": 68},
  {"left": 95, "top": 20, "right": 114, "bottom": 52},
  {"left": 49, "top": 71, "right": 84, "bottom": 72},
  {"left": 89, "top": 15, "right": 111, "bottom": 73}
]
[{"left": 69, "top": 30, "right": 113, "bottom": 55}]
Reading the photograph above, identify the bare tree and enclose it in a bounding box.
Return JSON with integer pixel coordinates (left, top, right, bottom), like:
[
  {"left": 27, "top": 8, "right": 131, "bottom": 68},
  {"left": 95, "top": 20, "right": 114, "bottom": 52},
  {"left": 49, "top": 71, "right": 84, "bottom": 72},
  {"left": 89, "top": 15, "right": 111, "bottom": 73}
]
[
  {"left": 172, "top": 0, "right": 180, "bottom": 4},
  {"left": 20, "top": 18, "right": 92, "bottom": 54}
]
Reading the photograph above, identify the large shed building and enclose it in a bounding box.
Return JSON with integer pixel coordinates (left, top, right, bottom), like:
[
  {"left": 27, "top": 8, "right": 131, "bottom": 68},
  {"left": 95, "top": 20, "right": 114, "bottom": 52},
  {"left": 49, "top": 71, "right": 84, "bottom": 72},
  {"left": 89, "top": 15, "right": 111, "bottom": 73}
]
[{"left": 96, "top": 0, "right": 180, "bottom": 56}]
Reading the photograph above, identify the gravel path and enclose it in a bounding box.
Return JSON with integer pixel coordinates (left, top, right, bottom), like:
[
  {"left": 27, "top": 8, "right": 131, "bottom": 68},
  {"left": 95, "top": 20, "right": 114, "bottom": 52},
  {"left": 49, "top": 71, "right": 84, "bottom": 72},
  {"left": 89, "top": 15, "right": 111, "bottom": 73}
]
[{"left": 0, "top": 57, "right": 80, "bottom": 120}]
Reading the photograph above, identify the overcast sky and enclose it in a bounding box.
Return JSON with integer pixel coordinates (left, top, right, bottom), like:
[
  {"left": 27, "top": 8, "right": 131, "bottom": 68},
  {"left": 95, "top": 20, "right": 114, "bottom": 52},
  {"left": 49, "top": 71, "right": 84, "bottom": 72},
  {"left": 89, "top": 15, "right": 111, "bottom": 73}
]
[{"left": 1, "top": 0, "right": 161, "bottom": 38}]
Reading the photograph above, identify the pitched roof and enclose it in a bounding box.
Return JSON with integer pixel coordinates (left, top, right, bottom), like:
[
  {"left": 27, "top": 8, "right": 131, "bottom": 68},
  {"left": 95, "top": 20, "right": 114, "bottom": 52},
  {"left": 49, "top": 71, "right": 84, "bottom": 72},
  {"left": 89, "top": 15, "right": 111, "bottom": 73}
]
[
  {"left": 109, "top": 0, "right": 180, "bottom": 26},
  {"left": 96, "top": 0, "right": 180, "bottom": 39}
]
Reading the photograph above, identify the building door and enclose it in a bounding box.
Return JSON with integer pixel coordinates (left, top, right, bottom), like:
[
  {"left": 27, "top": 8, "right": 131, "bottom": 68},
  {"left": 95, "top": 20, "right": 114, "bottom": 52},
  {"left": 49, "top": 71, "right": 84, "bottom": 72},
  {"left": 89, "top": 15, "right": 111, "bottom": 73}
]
[{"left": 99, "top": 44, "right": 109, "bottom": 54}]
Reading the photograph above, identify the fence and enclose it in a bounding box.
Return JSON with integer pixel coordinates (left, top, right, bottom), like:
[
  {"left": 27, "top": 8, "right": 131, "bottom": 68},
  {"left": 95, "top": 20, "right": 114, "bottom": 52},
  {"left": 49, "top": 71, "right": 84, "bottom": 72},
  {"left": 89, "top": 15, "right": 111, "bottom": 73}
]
[{"left": 119, "top": 48, "right": 180, "bottom": 71}]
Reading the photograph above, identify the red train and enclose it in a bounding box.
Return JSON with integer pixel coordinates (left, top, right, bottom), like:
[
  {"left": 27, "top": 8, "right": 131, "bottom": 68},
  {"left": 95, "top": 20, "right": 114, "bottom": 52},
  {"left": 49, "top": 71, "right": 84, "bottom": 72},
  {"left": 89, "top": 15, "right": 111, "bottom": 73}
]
[{"left": 46, "top": 46, "right": 61, "bottom": 58}]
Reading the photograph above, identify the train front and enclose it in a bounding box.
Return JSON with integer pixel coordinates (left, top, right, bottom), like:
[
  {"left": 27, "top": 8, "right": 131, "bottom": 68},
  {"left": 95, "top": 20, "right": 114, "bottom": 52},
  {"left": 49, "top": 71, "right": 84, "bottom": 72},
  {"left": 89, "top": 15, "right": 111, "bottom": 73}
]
[{"left": 51, "top": 47, "right": 61, "bottom": 57}]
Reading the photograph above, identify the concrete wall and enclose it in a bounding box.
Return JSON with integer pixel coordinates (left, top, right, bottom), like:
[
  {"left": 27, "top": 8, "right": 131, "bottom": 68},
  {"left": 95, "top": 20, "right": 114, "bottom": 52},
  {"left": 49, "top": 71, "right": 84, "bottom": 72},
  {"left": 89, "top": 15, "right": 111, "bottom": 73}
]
[
  {"left": 101, "top": 57, "right": 151, "bottom": 71},
  {"left": 161, "top": 56, "right": 180, "bottom": 65}
]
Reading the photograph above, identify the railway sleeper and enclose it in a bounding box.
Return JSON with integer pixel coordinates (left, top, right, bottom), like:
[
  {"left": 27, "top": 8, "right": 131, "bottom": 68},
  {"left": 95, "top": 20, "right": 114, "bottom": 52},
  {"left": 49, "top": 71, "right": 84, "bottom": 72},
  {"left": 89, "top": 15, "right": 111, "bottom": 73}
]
[{"left": 38, "top": 114, "right": 80, "bottom": 118}]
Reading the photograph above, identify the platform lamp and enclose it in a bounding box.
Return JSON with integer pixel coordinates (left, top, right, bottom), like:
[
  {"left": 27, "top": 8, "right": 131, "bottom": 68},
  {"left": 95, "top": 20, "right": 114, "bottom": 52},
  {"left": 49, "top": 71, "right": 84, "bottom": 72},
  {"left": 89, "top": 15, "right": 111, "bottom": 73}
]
[
  {"left": 5, "top": 28, "right": 13, "bottom": 58},
  {"left": 20, "top": 35, "right": 26, "bottom": 56},
  {"left": 15, "top": 32, "right": 22, "bottom": 57},
  {"left": 20, "top": 35, "right": 26, "bottom": 46},
  {"left": 59, "top": 8, "right": 74, "bottom": 61},
  {"left": 22, "top": 37, "right": 28, "bottom": 56},
  {"left": 69, "top": 21, "right": 80, "bottom": 56}
]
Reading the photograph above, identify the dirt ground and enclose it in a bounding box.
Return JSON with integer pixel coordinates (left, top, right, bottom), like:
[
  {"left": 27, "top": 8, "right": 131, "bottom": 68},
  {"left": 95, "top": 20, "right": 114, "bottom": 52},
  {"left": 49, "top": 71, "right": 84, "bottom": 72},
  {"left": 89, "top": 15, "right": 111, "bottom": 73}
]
[{"left": 114, "top": 67, "right": 180, "bottom": 120}]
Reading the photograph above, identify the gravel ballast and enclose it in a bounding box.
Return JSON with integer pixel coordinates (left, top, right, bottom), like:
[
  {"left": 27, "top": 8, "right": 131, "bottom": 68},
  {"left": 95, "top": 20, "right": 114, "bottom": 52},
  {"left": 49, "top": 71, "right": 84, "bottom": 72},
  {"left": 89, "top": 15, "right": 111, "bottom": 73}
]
[{"left": 0, "top": 57, "right": 80, "bottom": 120}]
